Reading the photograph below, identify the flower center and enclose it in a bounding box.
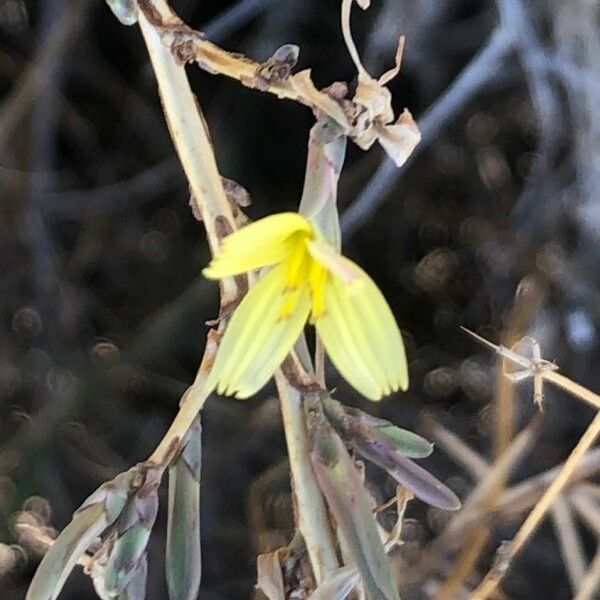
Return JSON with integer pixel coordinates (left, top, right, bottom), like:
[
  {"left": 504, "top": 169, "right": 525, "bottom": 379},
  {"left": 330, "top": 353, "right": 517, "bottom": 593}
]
[{"left": 278, "top": 230, "right": 329, "bottom": 322}]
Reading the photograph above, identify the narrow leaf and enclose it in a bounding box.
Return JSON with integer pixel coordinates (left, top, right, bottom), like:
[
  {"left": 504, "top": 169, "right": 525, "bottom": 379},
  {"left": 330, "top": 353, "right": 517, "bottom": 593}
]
[
  {"left": 372, "top": 425, "right": 433, "bottom": 459},
  {"left": 118, "top": 553, "right": 148, "bottom": 600},
  {"left": 26, "top": 504, "right": 111, "bottom": 600},
  {"left": 103, "top": 474, "right": 159, "bottom": 596},
  {"left": 322, "top": 396, "right": 433, "bottom": 458},
  {"left": 26, "top": 471, "right": 135, "bottom": 600},
  {"left": 309, "top": 415, "right": 400, "bottom": 600},
  {"left": 167, "top": 417, "right": 202, "bottom": 600},
  {"left": 351, "top": 437, "right": 460, "bottom": 511}
]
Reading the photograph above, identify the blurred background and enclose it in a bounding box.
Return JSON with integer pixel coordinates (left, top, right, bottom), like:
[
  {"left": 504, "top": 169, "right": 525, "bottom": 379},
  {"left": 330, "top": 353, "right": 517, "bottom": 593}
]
[{"left": 1, "top": 0, "right": 600, "bottom": 598}]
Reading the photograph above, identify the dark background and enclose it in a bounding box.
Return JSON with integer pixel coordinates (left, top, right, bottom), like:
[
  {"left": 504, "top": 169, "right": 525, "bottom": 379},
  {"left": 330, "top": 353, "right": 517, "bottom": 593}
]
[{"left": 1, "top": 0, "right": 599, "bottom": 598}]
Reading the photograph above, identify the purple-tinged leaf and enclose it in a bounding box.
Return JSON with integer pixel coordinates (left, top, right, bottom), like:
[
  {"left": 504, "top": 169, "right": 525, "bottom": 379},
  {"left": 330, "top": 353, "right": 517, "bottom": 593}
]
[
  {"left": 351, "top": 437, "right": 460, "bottom": 511},
  {"left": 308, "top": 414, "right": 400, "bottom": 600}
]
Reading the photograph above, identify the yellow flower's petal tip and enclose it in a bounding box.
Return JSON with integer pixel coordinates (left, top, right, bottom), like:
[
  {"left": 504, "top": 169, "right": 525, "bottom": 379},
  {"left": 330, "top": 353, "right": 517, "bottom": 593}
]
[
  {"left": 201, "top": 265, "right": 216, "bottom": 279},
  {"left": 399, "top": 375, "right": 409, "bottom": 392},
  {"left": 232, "top": 387, "right": 254, "bottom": 400}
]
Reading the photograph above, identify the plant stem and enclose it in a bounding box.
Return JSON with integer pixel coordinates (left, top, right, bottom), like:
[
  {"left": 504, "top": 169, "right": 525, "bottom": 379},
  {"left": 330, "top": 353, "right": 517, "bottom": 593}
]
[
  {"left": 275, "top": 375, "right": 339, "bottom": 582},
  {"left": 138, "top": 8, "right": 237, "bottom": 303}
]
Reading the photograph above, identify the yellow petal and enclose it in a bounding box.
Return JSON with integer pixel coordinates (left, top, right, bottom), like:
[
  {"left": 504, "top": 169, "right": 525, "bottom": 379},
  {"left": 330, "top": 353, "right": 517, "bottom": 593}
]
[
  {"left": 203, "top": 213, "right": 312, "bottom": 279},
  {"left": 235, "top": 291, "right": 311, "bottom": 398},
  {"left": 315, "top": 268, "right": 408, "bottom": 400},
  {"left": 315, "top": 278, "right": 382, "bottom": 400},
  {"left": 206, "top": 265, "right": 310, "bottom": 399},
  {"left": 344, "top": 269, "right": 408, "bottom": 393}
]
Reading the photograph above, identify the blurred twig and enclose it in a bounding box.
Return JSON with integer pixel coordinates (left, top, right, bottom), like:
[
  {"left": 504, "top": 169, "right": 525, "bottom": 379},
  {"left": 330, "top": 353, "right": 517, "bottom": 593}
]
[
  {"left": 550, "top": 495, "right": 586, "bottom": 594},
  {"left": 464, "top": 331, "right": 600, "bottom": 598},
  {"left": 0, "top": 0, "right": 93, "bottom": 154}
]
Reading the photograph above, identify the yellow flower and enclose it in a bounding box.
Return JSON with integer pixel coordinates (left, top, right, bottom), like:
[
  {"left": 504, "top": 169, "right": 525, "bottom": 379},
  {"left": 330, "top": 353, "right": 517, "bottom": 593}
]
[{"left": 203, "top": 213, "right": 408, "bottom": 400}]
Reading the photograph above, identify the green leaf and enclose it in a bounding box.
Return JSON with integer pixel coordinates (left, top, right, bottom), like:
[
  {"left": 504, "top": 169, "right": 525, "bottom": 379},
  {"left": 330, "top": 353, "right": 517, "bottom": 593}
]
[
  {"left": 309, "top": 415, "right": 400, "bottom": 600},
  {"left": 118, "top": 553, "right": 148, "bottom": 600},
  {"left": 369, "top": 424, "right": 433, "bottom": 459},
  {"left": 167, "top": 417, "right": 202, "bottom": 600},
  {"left": 105, "top": 0, "right": 138, "bottom": 25},
  {"left": 350, "top": 437, "right": 460, "bottom": 511},
  {"left": 103, "top": 476, "right": 159, "bottom": 596},
  {"left": 322, "top": 396, "right": 433, "bottom": 458},
  {"left": 26, "top": 472, "right": 135, "bottom": 600},
  {"left": 26, "top": 504, "right": 111, "bottom": 600}
]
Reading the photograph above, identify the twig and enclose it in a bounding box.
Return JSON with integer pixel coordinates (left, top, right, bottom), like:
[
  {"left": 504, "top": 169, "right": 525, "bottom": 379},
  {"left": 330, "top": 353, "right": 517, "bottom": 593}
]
[
  {"left": 422, "top": 418, "right": 489, "bottom": 480},
  {"left": 574, "top": 548, "right": 600, "bottom": 600},
  {"left": 471, "top": 410, "right": 600, "bottom": 599},
  {"left": 445, "top": 415, "right": 541, "bottom": 536},
  {"left": 436, "top": 530, "right": 490, "bottom": 600},
  {"left": 569, "top": 490, "right": 600, "bottom": 534},
  {"left": 0, "top": 0, "right": 93, "bottom": 153},
  {"left": 340, "top": 26, "right": 514, "bottom": 238},
  {"left": 429, "top": 417, "right": 539, "bottom": 599},
  {"left": 550, "top": 495, "right": 587, "bottom": 594},
  {"left": 461, "top": 327, "right": 600, "bottom": 411},
  {"left": 460, "top": 328, "right": 600, "bottom": 597}
]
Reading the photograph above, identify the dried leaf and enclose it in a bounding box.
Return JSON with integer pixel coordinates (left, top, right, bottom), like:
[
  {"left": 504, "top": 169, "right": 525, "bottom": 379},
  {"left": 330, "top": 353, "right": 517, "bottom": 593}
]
[
  {"left": 376, "top": 110, "right": 421, "bottom": 168},
  {"left": 290, "top": 70, "right": 350, "bottom": 130},
  {"left": 256, "top": 548, "right": 286, "bottom": 600},
  {"left": 378, "top": 37, "right": 405, "bottom": 86}
]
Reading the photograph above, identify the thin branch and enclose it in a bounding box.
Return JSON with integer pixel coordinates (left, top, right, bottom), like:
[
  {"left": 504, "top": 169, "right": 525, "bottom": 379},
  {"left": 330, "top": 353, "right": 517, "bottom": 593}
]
[
  {"left": 422, "top": 418, "right": 489, "bottom": 480},
  {"left": 472, "top": 410, "right": 600, "bottom": 599},
  {"left": 550, "top": 495, "right": 587, "bottom": 594},
  {"left": 574, "top": 549, "right": 600, "bottom": 600}
]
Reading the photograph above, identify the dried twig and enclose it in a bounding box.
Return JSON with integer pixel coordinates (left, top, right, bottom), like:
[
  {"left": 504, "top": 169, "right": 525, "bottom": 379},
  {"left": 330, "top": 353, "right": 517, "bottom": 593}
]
[{"left": 550, "top": 495, "right": 587, "bottom": 594}]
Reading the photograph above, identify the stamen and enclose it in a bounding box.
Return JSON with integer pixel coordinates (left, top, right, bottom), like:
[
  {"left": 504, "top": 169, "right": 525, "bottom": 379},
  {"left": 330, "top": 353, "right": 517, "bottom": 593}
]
[
  {"left": 279, "top": 288, "right": 303, "bottom": 321},
  {"left": 284, "top": 234, "right": 309, "bottom": 290},
  {"left": 309, "top": 261, "right": 328, "bottom": 321}
]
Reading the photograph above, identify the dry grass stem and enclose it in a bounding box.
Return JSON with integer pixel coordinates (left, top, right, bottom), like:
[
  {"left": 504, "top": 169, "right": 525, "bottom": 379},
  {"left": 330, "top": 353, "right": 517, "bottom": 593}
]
[
  {"left": 472, "top": 410, "right": 600, "bottom": 599},
  {"left": 573, "top": 549, "right": 600, "bottom": 600},
  {"left": 423, "top": 418, "right": 489, "bottom": 480},
  {"left": 550, "top": 495, "right": 586, "bottom": 593}
]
